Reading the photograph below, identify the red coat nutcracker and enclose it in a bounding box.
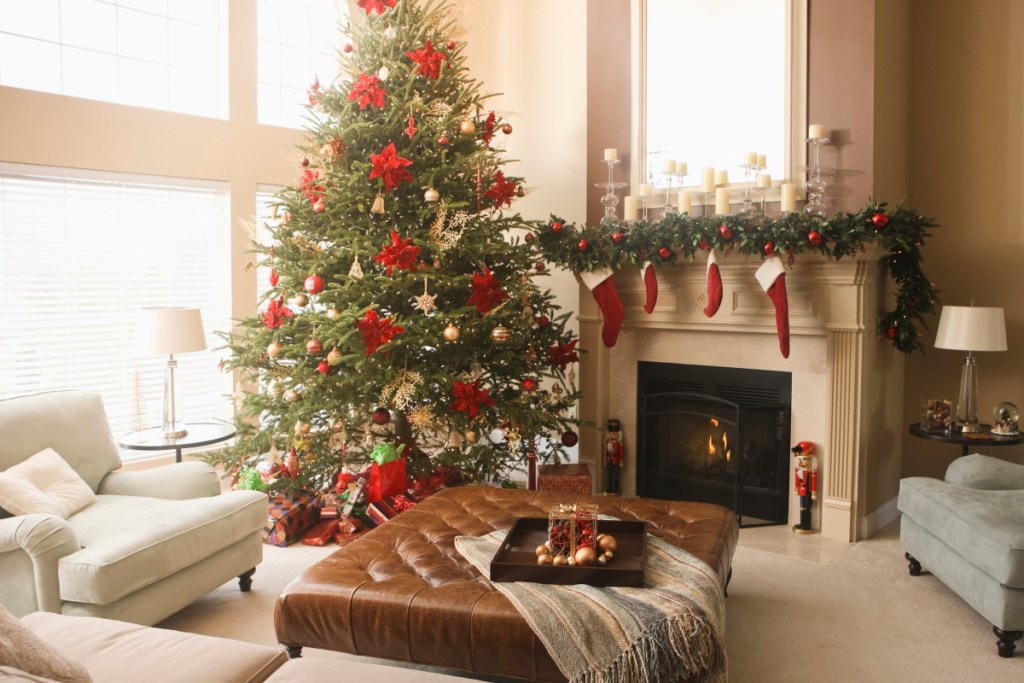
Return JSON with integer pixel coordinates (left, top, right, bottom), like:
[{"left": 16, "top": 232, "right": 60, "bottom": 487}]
[
  {"left": 792, "top": 441, "right": 817, "bottom": 534},
  {"left": 604, "top": 419, "right": 623, "bottom": 495}
]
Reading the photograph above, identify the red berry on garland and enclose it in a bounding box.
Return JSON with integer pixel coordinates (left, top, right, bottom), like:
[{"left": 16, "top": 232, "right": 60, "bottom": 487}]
[
  {"left": 317, "top": 360, "right": 330, "bottom": 375},
  {"left": 719, "top": 224, "right": 733, "bottom": 240},
  {"left": 372, "top": 407, "right": 391, "bottom": 425},
  {"left": 502, "top": 123, "right": 513, "bottom": 135},
  {"left": 438, "top": 135, "right": 449, "bottom": 146},
  {"left": 269, "top": 270, "right": 279, "bottom": 286},
  {"left": 808, "top": 230, "right": 823, "bottom": 246},
  {"left": 612, "top": 230, "right": 626, "bottom": 244},
  {"left": 535, "top": 262, "right": 545, "bottom": 272},
  {"left": 304, "top": 274, "right": 324, "bottom": 294},
  {"left": 577, "top": 239, "right": 589, "bottom": 252},
  {"left": 537, "top": 315, "right": 550, "bottom": 328},
  {"left": 764, "top": 242, "right": 775, "bottom": 256},
  {"left": 561, "top": 430, "right": 579, "bottom": 447},
  {"left": 872, "top": 212, "right": 889, "bottom": 230},
  {"left": 658, "top": 246, "right": 672, "bottom": 259},
  {"left": 551, "top": 221, "right": 563, "bottom": 234},
  {"left": 522, "top": 378, "right": 538, "bottom": 392},
  {"left": 886, "top": 326, "right": 898, "bottom": 340}
]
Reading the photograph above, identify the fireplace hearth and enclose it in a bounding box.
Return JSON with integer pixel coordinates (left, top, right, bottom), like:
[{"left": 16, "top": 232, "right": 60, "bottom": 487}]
[{"left": 636, "top": 361, "right": 791, "bottom": 527}]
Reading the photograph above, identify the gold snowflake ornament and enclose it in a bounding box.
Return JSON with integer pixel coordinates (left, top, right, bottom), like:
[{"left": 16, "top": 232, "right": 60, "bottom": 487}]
[{"left": 413, "top": 278, "right": 437, "bottom": 315}]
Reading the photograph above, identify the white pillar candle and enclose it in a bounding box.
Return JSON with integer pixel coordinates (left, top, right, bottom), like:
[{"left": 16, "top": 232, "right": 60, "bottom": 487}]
[
  {"left": 623, "top": 196, "right": 638, "bottom": 220},
  {"left": 757, "top": 172, "right": 772, "bottom": 188},
  {"left": 603, "top": 148, "right": 618, "bottom": 161},
  {"left": 662, "top": 159, "right": 677, "bottom": 174},
  {"left": 638, "top": 183, "right": 653, "bottom": 198},
  {"left": 745, "top": 151, "right": 757, "bottom": 166},
  {"left": 808, "top": 124, "right": 826, "bottom": 140},
  {"left": 676, "top": 161, "right": 687, "bottom": 176},
  {"left": 756, "top": 153, "right": 766, "bottom": 168},
  {"left": 677, "top": 189, "right": 692, "bottom": 214},
  {"left": 702, "top": 167, "right": 715, "bottom": 192},
  {"left": 715, "top": 188, "right": 730, "bottom": 215},
  {"left": 781, "top": 183, "right": 797, "bottom": 212},
  {"left": 715, "top": 169, "right": 729, "bottom": 186}
]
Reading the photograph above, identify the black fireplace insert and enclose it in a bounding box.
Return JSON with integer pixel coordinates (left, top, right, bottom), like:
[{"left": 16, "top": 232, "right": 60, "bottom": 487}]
[{"left": 636, "top": 361, "right": 792, "bottom": 527}]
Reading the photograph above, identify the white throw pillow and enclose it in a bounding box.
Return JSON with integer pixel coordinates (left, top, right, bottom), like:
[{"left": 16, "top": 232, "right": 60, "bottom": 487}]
[{"left": 0, "top": 448, "right": 97, "bottom": 518}]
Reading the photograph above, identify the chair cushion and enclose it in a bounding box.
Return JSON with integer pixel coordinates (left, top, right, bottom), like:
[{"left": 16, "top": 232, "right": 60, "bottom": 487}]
[
  {"left": 0, "top": 606, "right": 92, "bottom": 683},
  {"left": 898, "top": 476, "right": 1024, "bottom": 587},
  {"left": 0, "top": 449, "right": 96, "bottom": 519},
  {"left": 58, "top": 490, "right": 267, "bottom": 605}
]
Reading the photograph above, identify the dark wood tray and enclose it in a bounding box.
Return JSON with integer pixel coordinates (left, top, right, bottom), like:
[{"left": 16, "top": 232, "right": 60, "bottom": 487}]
[{"left": 490, "top": 517, "right": 646, "bottom": 587}]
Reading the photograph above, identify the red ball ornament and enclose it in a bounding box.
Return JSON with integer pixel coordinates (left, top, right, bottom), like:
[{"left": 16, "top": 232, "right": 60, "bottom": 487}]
[
  {"left": 522, "top": 378, "right": 538, "bottom": 392},
  {"left": 577, "top": 239, "right": 589, "bottom": 253},
  {"left": 658, "top": 246, "right": 672, "bottom": 260},
  {"left": 537, "top": 315, "right": 550, "bottom": 328},
  {"left": 551, "top": 221, "right": 563, "bottom": 234},
  {"left": 269, "top": 270, "right": 280, "bottom": 286},
  {"left": 764, "top": 242, "right": 775, "bottom": 256},
  {"left": 317, "top": 360, "right": 330, "bottom": 375},
  {"left": 808, "top": 230, "right": 823, "bottom": 246},
  {"left": 446, "top": 40, "right": 457, "bottom": 50},
  {"left": 438, "top": 135, "right": 449, "bottom": 146},
  {"left": 300, "top": 156, "right": 310, "bottom": 167},
  {"left": 698, "top": 240, "right": 711, "bottom": 251},
  {"left": 313, "top": 200, "right": 326, "bottom": 213},
  {"left": 343, "top": 43, "right": 353, "bottom": 53},
  {"left": 372, "top": 407, "right": 391, "bottom": 425},
  {"left": 502, "top": 123, "right": 513, "bottom": 135},
  {"left": 872, "top": 212, "right": 889, "bottom": 230},
  {"left": 307, "top": 338, "right": 323, "bottom": 354},
  {"left": 611, "top": 230, "right": 626, "bottom": 244},
  {"left": 561, "top": 430, "right": 579, "bottom": 447},
  {"left": 304, "top": 274, "right": 324, "bottom": 294},
  {"left": 886, "top": 326, "right": 898, "bottom": 340},
  {"left": 535, "top": 262, "right": 545, "bottom": 272},
  {"left": 719, "top": 224, "right": 733, "bottom": 240}
]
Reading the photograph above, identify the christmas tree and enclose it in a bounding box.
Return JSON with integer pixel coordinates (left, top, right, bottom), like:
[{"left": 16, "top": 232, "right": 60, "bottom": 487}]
[{"left": 211, "top": 0, "right": 581, "bottom": 495}]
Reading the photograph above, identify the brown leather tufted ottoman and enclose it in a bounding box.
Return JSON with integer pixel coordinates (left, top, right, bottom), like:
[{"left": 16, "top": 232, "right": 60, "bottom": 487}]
[{"left": 275, "top": 487, "right": 738, "bottom": 681}]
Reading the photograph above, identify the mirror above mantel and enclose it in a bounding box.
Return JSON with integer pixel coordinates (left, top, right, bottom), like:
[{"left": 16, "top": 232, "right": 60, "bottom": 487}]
[{"left": 630, "top": 0, "right": 808, "bottom": 206}]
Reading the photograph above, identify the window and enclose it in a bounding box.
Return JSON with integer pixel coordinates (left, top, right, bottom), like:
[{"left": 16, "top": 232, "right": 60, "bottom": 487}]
[
  {"left": 257, "top": 0, "right": 345, "bottom": 129},
  {"left": 0, "top": 164, "right": 232, "bottom": 452},
  {"left": 0, "top": 0, "right": 228, "bottom": 119},
  {"left": 254, "top": 186, "right": 283, "bottom": 303}
]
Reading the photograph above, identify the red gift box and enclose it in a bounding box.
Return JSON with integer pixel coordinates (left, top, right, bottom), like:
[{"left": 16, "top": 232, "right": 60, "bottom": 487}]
[
  {"left": 367, "top": 457, "right": 408, "bottom": 503},
  {"left": 537, "top": 464, "right": 592, "bottom": 494},
  {"left": 262, "top": 493, "right": 322, "bottom": 547},
  {"left": 300, "top": 518, "right": 340, "bottom": 546}
]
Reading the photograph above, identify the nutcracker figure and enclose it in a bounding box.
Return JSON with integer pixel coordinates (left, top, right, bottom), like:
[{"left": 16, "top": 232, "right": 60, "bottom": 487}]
[
  {"left": 792, "top": 440, "right": 817, "bottom": 534},
  {"left": 604, "top": 419, "right": 623, "bottom": 495}
]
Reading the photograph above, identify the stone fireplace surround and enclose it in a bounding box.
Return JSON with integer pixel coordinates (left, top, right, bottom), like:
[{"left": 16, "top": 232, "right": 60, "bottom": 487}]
[{"left": 575, "top": 249, "right": 905, "bottom": 542}]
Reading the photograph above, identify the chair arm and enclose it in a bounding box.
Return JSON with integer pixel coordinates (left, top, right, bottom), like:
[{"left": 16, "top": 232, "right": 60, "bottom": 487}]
[
  {"left": 0, "top": 514, "right": 80, "bottom": 614},
  {"left": 97, "top": 461, "right": 220, "bottom": 499},
  {"left": 945, "top": 453, "right": 1024, "bottom": 490}
]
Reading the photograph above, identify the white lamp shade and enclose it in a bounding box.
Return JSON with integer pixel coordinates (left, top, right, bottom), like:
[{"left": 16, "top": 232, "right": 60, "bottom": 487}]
[
  {"left": 934, "top": 305, "right": 1007, "bottom": 352},
  {"left": 135, "top": 307, "right": 207, "bottom": 355}
]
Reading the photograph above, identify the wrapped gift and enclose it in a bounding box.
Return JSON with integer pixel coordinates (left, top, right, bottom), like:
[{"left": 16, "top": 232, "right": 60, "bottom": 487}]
[
  {"left": 262, "top": 492, "right": 322, "bottom": 547},
  {"left": 547, "top": 503, "right": 599, "bottom": 563},
  {"left": 367, "top": 443, "right": 408, "bottom": 503},
  {"left": 334, "top": 528, "right": 370, "bottom": 547},
  {"left": 538, "top": 464, "right": 592, "bottom": 494},
  {"left": 300, "top": 518, "right": 340, "bottom": 546}
]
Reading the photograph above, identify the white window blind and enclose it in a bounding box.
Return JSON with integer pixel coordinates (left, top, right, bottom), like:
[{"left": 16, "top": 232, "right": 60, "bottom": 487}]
[{"left": 0, "top": 164, "right": 232, "bottom": 454}]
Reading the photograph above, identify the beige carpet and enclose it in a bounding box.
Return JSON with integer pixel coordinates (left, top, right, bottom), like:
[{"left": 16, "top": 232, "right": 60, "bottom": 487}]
[{"left": 159, "top": 522, "right": 1024, "bottom": 682}]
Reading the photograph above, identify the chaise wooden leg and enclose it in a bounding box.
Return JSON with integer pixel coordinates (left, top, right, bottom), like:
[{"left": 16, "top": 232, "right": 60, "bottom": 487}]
[
  {"left": 994, "top": 627, "right": 1022, "bottom": 658},
  {"left": 238, "top": 567, "right": 256, "bottom": 592},
  {"left": 285, "top": 644, "right": 303, "bottom": 659},
  {"left": 905, "top": 552, "right": 922, "bottom": 576},
  {"left": 724, "top": 566, "right": 733, "bottom": 597}
]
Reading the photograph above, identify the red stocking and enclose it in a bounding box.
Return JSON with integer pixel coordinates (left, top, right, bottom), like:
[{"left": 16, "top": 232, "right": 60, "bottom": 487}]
[
  {"left": 581, "top": 269, "right": 625, "bottom": 348},
  {"left": 704, "top": 250, "right": 723, "bottom": 318},
  {"left": 641, "top": 261, "right": 658, "bottom": 314},
  {"left": 756, "top": 256, "right": 789, "bottom": 358}
]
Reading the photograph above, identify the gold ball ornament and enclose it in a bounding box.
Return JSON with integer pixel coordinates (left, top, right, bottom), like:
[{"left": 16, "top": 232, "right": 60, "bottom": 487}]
[
  {"left": 291, "top": 292, "right": 309, "bottom": 307},
  {"left": 536, "top": 544, "right": 551, "bottom": 557},
  {"left": 267, "top": 340, "right": 284, "bottom": 357},
  {"left": 464, "top": 430, "right": 479, "bottom": 444},
  {"left": 294, "top": 421, "right": 310, "bottom": 436},
  {"left": 283, "top": 389, "right": 300, "bottom": 403},
  {"left": 327, "top": 347, "right": 343, "bottom": 366},
  {"left": 537, "top": 554, "right": 553, "bottom": 566},
  {"left": 424, "top": 187, "right": 440, "bottom": 202},
  {"left": 596, "top": 534, "right": 618, "bottom": 553},
  {"left": 551, "top": 554, "right": 567, "bottom": 567},
  {"left": 459, "top": 119, "right": 476, "bottom": 135},
  {"left": 443, "top": 323, "right": 460, "bottom": 342},
  {"left": 490, "top": 325, "right": 510, "bottom": 343},
  {"left": 574, "top": 547, "right": 597, "bottom": 567},
  {"left": 326, "top": 307, "right": 341, "bottom": 320}
]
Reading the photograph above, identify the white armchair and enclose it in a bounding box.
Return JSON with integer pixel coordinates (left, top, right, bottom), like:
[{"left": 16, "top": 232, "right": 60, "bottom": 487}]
[{"left": 0, "top": 391, "right": 267, "bottom": 626}]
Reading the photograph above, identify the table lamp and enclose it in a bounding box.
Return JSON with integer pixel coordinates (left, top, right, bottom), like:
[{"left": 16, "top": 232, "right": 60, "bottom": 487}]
[
  {"left": 136, "top": 307, "right": 207, "bottom": 438},
  {"left": 934, "top": 305, "right": 1007, "bottom": 433}
]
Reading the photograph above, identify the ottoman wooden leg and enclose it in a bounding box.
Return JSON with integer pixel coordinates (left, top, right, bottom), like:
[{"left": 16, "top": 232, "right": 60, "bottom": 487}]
[
  {"left": 904, "top": 552, "right": 922, "bottom": 577},
  {"left": 238, "top": 567, "right": 256, "bottom": 592},
  {"left": 994, "top": 627, "right": 1022, "bottom": 658},
  {"left": 285, "top": 644, "right": 303, "bottom": 659}
]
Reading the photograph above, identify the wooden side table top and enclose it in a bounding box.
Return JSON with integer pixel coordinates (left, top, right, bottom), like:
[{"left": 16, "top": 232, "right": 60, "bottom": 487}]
[{"left": 909, "top": 422, "right": 1024, "bottom": 457}]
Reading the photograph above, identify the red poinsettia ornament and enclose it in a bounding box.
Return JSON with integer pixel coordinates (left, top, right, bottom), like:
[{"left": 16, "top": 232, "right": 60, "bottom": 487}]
[
  {"left": 374, "top": 231, "right": 421, "bottom": 275},
  {"left": 369, "top": 142, "right": 414, "bottom": 192},
  {"left": 547, "top": 339, "right": 580, "bottom": 371},
  {"left": 468, "top": 266, "right": 511, "bottom": 314},
  {"left": 348, "top": 73, "right": 387, "bottom": 110},
  {"left": 358, "top": 0, "right": 395, "bottom": 15},
  {"left": 484, "top": 170, "right": 517, "bottom": 210},
  {"left": 300, "top": 168, "right": 325, "bottom": 205},
  {"left": 450, "top": 379, "right": 496, "bottom": 419},
  {"left": 406, "top": 41, "right": 446, "bottom": 79},
  {"left": 262, "top": 296, "right": 294, "bottom": 329},
  {"left": 355, "top": 309, "right": 405, "bottom": 356},
  {"left": 481, "top": 111, "right": 497, "bottom": 146}
]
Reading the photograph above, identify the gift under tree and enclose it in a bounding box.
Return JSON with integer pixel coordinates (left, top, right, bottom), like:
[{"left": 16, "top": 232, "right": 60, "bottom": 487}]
[{"left": 210, "top": 0, "right": 580, "bottom": 495}]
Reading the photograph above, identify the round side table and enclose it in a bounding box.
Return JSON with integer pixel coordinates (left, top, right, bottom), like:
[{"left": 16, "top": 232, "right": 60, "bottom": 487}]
[
  {"left": 908, "top": 423, "right": 1024, "bottom": 458},
  {"left": 118, "top": 422, "right": 236, "bottom": 463}
]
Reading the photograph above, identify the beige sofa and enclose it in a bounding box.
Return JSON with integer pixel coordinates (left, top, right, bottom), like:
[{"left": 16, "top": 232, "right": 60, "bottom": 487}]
[
  {"left": 2, "top": 607, "right": 468, "bottom": 682},
  {"left": 0, "top": 391, "right": 267, "bottom": 625}
]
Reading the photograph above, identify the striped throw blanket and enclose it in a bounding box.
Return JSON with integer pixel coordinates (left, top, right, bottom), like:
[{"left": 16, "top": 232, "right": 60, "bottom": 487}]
[{"left": 455, "top": 531, "right": 727, "bottom": 683}]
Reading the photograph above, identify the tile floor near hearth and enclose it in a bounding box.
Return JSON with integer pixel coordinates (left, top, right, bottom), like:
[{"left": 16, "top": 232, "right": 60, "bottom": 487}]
[{"left": 737, "top": 523, "right": 853, "bottom": 564}]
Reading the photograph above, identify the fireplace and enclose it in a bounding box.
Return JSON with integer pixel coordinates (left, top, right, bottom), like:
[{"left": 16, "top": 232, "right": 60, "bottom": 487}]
[{"left": 636, "top": 362, "right": 791, "bottom": 527}]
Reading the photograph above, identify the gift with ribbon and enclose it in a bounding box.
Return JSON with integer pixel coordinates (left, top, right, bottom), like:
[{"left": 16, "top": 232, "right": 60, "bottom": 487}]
[
  {"left": 366, "top": 442, "right": 408, "bottom": 503},
  {"left": 547, "top": 503, "right": 599, "bottom": 563}
]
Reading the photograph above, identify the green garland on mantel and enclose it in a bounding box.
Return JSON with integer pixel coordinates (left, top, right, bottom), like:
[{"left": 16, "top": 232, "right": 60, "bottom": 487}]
[{"left": 528, "top": 201, "right": 939, "bottom": 354}]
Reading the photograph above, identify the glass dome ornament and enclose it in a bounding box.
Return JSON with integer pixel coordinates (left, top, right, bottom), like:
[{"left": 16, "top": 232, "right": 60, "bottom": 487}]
[{"left": 992, "top": 401, "right": 1020, "bottom": 435}]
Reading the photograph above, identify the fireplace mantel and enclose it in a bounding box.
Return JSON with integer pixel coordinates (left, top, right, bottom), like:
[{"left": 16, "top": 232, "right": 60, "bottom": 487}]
[{"left": 576, "top": 249, "right": 904, "bottom": 542}]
